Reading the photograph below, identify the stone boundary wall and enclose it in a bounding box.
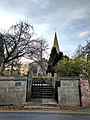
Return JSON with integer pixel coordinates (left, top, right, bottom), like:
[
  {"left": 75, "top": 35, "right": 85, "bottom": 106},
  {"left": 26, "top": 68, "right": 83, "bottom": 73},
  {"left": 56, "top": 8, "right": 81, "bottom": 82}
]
[
  {"left": 58, "top": 78, "right": 80, "bottom": 106},
  {"left": 80, "top": 79, "right": 90, "bottom": 107},
  {"left": 51, "top": 76, "right": 90, "bottom": 107},
  {"left": 0, "top": 77, "right": 27, "bottom": 105},
  {"left": 51, "top": 77, "right": 80, "bottom": 106}
]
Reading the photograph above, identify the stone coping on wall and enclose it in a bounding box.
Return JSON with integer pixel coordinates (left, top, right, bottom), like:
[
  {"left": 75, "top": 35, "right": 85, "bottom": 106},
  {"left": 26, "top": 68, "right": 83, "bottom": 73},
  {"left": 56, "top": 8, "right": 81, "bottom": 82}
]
[
  {"left": 0, "top": 76, "right": 27, "bottom": 81},
  {"left": 58, "top": 77, "right": 79, "bottom": 80}
]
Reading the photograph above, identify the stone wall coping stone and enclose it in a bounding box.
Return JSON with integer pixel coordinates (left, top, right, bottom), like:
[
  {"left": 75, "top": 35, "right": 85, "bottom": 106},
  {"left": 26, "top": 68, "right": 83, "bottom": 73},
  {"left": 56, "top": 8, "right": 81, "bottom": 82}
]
[
  {"left": 58, "top": 77, "right": 79, "bottom": 80},
  {"left": 0, "top": 77, "right": 27, "bottom": 81}
]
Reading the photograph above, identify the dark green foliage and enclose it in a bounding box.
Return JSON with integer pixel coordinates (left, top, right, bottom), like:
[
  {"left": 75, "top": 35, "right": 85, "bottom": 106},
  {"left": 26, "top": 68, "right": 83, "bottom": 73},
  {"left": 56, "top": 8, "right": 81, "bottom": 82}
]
[
  {"left": 64, "top": 55, "right": 69, "bottom": 59},
  {"left": 50, "top": 47, "right": 58, "bottom": 58},
  {"left": 46, "top": 47, "right": 63, "bottom": 75}
]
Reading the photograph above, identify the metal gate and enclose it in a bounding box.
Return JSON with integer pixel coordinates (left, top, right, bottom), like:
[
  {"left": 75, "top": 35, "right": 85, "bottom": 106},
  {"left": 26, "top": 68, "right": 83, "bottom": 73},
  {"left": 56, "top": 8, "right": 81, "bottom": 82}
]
[{"left": 30, "top": 78, "right": 44, "bottom": 102}]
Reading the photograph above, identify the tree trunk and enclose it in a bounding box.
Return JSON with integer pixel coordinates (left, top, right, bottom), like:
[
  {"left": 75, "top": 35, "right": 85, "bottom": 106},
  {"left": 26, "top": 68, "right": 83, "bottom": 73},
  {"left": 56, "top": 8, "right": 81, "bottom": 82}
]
[
  {"left": 10, "top": 61, "right": 13, "bottom": 76},
  {"left": 0, "top": 62, "right": 5, "bottom": 76}
]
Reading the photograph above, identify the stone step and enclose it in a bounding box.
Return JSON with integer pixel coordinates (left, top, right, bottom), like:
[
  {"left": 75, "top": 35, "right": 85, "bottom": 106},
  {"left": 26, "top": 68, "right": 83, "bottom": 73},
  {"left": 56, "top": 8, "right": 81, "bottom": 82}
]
[
  {"left": 31, "top": 92, "right": 55, "bottom": 98},
  {"left": 31, "top": 95, "right": 55, "bottom": 98},
  {"left": 32, "top": 89, "right": 54, "bottom": 92},
  {"left": 32, "top": 92, "right": 55, "bottom": 95},
  {"left": 32, "top": 88, "right": 54, "bottom": 91},
  {"left": 32, "top": 86, "right": 54, "bottom": 88},
  {"left": 32, "top": 86, "right": 54, "bottom": 89},
  {"left": 32, "top": 90, "right": 55, "bottom": 93},
  {"left": 31, "top": 90, "right": 55, "bottom": 94},
  {"left": 32, "top": 84, "right": 52, "bottom": 86},
  {"left": 29, "top": 98, "right": 57, "bottom": 103}
]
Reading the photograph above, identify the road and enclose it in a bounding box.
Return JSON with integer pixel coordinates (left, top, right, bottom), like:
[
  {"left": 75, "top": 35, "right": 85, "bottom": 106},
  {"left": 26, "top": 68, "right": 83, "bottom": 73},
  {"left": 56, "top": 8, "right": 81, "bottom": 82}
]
[{"left": 0, "top": 112, "right": 90, "bottom": 120}]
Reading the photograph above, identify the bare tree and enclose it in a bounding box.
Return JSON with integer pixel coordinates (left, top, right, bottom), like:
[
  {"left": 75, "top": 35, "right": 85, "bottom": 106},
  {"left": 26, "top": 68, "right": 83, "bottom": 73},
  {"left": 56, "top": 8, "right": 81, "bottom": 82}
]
[
  {"left": 0, "top": 34, "right": 4, "bottom": 64},
  {"left": 0, "top": 21, "right": 37, "bottom": 75},
  {"left": 28, "top": 37, "right": 49, "bottom": 75},
  {"left": 73, "top": 44, "right": 84, "bottom": 58}
]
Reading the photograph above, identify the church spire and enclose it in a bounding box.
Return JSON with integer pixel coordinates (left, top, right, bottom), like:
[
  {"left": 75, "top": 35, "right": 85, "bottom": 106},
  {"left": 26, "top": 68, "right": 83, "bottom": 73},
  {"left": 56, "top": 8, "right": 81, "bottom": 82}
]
[{"left": 53, "top": 32, "right": 60, "bottom": 53}]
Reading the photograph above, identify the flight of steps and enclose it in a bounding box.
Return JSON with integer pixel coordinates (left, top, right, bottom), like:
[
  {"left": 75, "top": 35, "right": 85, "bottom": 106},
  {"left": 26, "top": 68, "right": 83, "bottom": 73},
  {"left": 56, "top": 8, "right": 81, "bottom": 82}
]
[{"left": 31, "top": 84, "right": 55, "bottom": 98}]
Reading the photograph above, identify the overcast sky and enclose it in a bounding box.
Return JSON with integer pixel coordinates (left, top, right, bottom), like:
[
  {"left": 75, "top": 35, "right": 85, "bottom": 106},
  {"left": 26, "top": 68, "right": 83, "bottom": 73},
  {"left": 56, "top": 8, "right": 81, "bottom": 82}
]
[{"left": 0, "top": 0, "right": 90, "bottom": 57}]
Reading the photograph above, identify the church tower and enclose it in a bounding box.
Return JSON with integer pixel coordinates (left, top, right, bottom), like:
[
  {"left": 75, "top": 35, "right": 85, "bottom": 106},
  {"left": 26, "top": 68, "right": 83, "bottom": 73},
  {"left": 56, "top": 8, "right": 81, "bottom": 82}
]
[{"left": 53, "top": 32, "right": 60, "bottom": 53}]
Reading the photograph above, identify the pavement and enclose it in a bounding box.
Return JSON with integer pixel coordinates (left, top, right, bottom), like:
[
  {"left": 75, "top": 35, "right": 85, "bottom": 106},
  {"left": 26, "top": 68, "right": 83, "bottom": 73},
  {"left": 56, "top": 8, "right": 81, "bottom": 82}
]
[
  {"left": 0, "top": 103, "right": 90, "bottom": 114},
  {"left": 24, "top": 103, "right": 90, "bottom": 114},
  {"left": 25, "top": 98, "right": 90, "bottom": 114}
]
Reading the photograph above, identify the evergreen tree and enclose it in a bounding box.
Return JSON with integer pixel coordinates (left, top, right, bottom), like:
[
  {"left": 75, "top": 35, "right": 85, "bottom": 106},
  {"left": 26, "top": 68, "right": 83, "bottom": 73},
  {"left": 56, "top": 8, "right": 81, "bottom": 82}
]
[{"left": 46, "top": 47, "right": 63, "bottom": 76}]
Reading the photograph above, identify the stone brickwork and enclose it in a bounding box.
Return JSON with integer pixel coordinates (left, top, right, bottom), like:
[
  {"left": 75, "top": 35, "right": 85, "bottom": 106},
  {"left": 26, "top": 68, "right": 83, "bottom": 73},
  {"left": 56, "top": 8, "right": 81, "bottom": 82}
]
[
  {"left": 57, "top": 78, "right": 80, "bottom": 106},
  {"left": 0, "top": 77, "right": 27, "bottom": 105},
  {"left": 80, "top": 79, "right": 90, "bottom": 107}
]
